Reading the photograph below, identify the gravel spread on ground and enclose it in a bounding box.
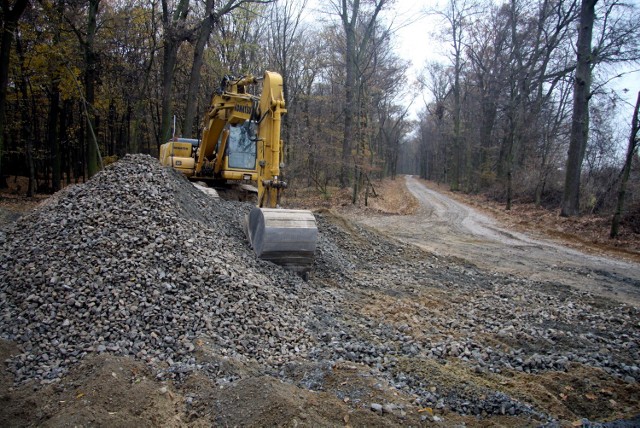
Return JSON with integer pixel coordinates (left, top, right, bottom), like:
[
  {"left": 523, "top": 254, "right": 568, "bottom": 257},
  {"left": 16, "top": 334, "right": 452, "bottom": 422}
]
[{"left": 1, "top": 154, "right": 639, "bottom": 426}]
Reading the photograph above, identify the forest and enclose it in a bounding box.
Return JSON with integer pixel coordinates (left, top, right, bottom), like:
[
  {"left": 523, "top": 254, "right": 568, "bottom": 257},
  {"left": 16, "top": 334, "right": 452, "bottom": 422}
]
[{"left": 0, "top": 0, "right": 639, "bottom": 226}]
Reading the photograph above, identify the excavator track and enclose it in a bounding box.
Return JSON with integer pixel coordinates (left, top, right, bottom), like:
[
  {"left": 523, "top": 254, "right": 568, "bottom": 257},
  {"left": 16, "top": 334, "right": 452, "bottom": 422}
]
[{"left": 245, "top": 207, "right": 317, "bottom": 277}]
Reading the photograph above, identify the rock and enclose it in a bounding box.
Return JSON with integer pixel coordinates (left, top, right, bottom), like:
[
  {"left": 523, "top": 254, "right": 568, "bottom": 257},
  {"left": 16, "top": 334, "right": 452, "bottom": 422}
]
[
  {"left": 382, "top": 403, "right": 396, "bottom": 414},
  {"left": 370, "top": 403, "right": 383, "bottom": 413}
]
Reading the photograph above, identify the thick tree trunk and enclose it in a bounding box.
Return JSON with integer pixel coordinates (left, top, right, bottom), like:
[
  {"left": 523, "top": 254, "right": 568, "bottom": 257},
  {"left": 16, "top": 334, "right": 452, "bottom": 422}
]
[
  {"left": 183, "top": 0, "right": 215, "bottom": 138},
  {"left": 561, "top": 0, "right": 596, "bottom": 217},
  {"left": 160, "top": 42, "right": 180, "bottom": 143},
  {"left": 610, "top": 91, "right": 640, "bottom": 238},
  {"left": 159, "top": 0, "right": 190, "bottom": 145}
]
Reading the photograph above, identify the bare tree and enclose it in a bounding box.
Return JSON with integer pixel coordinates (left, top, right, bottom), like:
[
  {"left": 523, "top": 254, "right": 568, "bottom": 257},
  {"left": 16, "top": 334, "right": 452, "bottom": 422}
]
[
  {"left": 561, "top": 0, "right": 597, "bottom": 216},
  {"left": 562, "top": 0, "right": 640, "bottom": 216},
  {"left": 181, "top": 0, "right": 272, "bottom": 138},
  {"left": 437, "top": 0, "right": 478, "bottom": 191},
  {"left": 417, "top": 61, "right": 451, "bottom": 183},
  {"left": 265, "top": 0, "right": 308, "bottom": 163},
  {"left": 328, "top": 0, "right": 390, "bottom": 189},
  {"left": 85, "top": 0, "right": 101, "bottom": 177},
  {"left": 159, "top": 0, "right": 190, "bottom": 145},
  {"left": 610, "top": 91, "right": 640, "bottom": 238}
]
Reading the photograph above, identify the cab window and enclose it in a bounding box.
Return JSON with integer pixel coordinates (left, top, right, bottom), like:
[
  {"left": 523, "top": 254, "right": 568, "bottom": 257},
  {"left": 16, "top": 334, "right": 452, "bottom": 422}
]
[{"left": 227, "top": 122, "right": 257, "bottom": 170}]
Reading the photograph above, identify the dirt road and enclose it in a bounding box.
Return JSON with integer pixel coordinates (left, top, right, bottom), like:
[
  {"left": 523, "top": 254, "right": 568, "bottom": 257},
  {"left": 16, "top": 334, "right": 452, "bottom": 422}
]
[{"left": 356, "top": 176, "right": 640, "bottom": 305}]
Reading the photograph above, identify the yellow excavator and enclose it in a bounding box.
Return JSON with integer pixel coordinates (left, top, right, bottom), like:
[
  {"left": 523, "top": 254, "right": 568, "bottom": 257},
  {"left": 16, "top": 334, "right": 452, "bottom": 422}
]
[{"left": 159, "top": 71, "right": 317, "bottom": 276}]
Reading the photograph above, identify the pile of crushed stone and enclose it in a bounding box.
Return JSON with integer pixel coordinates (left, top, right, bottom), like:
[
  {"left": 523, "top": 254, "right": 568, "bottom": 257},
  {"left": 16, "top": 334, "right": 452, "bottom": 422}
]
[{"left": 0, "top": 154, "right": 317, "bottom": 384}]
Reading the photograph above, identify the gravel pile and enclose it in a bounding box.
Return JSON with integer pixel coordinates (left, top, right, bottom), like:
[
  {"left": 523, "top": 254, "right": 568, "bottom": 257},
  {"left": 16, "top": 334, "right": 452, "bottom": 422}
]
[
  {"left": 0, "top": 155, "right": 316, "bottom": 384},
  {"left": 1, "top": 154, "right": 638, "bottom": 422}
]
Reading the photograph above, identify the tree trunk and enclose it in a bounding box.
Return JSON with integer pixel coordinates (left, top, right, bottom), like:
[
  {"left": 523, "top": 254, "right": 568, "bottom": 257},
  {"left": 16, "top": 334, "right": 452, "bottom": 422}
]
[
  {"left": 160, "top": 42, "right": 180, "bottom": 142},
  {"left": 341, "top": 16, "right": 357, "bottom": 188},
  {"left": 561, "top": 0, "right": 596, "bottom": 217},
  {"left": 183, "top": 0, "right": 215, "bottom": 138},
  {"left": 159, "top": 0, "right": 190, "bottom": 145},
  {"left": 15, "top": 34, "right": 35, "bottom": 196},
  {"left": 610, "top": 91, "right": 640, "bottom": 238},
  {"left": 47, "top": 1, "right": 64, "bottom": 191},
  {"left": 130, "top": 50, "right": 156, "bottom": 153},
  {"left": 0, "top": 0, "right": 29, "bottom": 188},
  {"left": 48, "top": 76, "right": 61, "bottom": 192},
  {"left": 85, "top": 0, "right": 100, "bottom": 178},
  {"left": 451, "top": 45, "right": 461, "bottom": 191},
  {"left": 61, "top": 100, "right": 71, "bottom": 185},
  {"left": 337, "top": 0, "right": 387, "bottom": 191}
]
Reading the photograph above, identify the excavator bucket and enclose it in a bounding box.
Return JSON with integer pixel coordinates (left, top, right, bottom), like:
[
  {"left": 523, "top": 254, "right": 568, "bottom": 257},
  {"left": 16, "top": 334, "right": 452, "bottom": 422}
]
[{"left": 245, "top": 207, "right": 317, "bottom": 276}]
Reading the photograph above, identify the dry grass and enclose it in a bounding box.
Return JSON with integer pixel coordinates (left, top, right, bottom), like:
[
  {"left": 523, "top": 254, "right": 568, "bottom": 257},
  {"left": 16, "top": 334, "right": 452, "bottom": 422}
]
[{"left": 284, "top": 177, "right": 419, "bottom": 216}]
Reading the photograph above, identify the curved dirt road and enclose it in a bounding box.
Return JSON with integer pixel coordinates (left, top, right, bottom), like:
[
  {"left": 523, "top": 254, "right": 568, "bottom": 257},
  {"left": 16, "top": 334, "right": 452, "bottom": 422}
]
[{"left": 356, "top": 176, "right": 640, "bottom": 305}]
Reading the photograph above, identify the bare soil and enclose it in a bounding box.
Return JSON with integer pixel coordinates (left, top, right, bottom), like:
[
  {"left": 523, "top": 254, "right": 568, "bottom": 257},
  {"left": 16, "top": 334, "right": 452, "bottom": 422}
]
[{"left": 0, "top": 339, "right": 418, "bottom": 427}]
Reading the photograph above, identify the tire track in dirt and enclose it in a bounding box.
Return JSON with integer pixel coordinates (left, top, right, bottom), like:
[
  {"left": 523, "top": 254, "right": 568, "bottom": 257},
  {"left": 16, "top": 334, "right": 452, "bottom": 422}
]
[{"left": 355, "top": 176, "right": 640, "bottom": 305}]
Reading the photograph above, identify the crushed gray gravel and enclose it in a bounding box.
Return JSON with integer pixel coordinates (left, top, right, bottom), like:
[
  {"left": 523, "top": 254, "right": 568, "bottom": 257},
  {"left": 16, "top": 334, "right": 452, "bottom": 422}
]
[
  {"left": 1, "top": 154, "right": 638, "bottom": 424},
  {"left": 1, "top": 155, "right": 314, "bottom": 380}
]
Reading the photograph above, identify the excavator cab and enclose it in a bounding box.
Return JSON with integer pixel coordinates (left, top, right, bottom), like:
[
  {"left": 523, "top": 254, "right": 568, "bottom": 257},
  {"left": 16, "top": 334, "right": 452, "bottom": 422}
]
[{"left": 225, "top": 121, "right": 257, "bottom": 171}]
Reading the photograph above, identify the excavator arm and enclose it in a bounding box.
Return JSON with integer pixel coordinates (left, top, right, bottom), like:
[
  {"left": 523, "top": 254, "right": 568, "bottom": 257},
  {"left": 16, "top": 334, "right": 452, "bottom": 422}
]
[
  {"left": 196, "top": 71, "right": 317, "bottom": 276},
  {"left": 255, "top": 71, "right": 286, "bottom": 207},
  {"left": 244, "top": 72, "right": 317, "bottom": 276}
]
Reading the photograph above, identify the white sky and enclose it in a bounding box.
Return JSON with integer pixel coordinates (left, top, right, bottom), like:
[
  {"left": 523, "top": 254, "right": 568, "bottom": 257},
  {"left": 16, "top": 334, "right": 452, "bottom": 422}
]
[{"left": 389, "top": 0, "right": 444, "bottom": 117}]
